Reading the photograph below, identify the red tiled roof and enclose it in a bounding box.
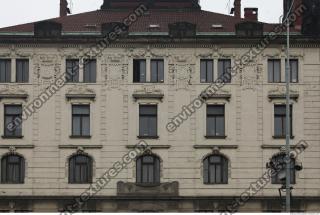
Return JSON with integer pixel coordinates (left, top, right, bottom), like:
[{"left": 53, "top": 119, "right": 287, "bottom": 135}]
[{"left": 0, "top": 9, "right": 281, "bottom": 34}]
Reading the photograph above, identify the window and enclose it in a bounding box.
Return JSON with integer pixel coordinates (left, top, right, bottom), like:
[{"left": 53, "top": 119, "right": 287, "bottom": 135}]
[
  {"left": 200, "top": 59, "right": 214, "bottom": 83},
  {"left": 206, "top": 105, "right": 225, "bottom": 137},
  {"left": 16, "top": 59, "right": 29, "bottom": 83},
  {"left": 0, "top": 59, "right": 11, "bottom": 83},
  {"left": 218, "top": 59, "right": 231, "bottom": 83},
  {"left": 136, "top": 155, "right": 160, "bottom": 185},
  {"left": 4, "top": 105, "right": 22, "bottom": 138},
  {"left": 268, "top": 59, "right": 281, "bottom": 83},
  {"left": 1, "top": 154, "right": 25, "bottom": 184},
  {"left": 203, "top": 154, "right": 228, "bottom": 184},
  {"left": 151, "top": 59, "right": 164, "bottom": 83},
  {"left": 69, "top": 154, "right": 92, "bottom": 184},
  {"left": 72, "top": 105, "right": 90, "bottom": 137},
  {"left": 83, "top": 59, "right": 96, "bottom": 83},
  {"left": 274, "top": 105, "right": 292, "bottom": 138},
  {"left": 133, "top": 59, "right": 146, "bottom": 83},
  {"left": 139, "top": 105, "right": 157, "bottom": 138},
  {"left": 66, "top": 59, "right": 79, "bottom": 83},
  {"left": 286, "top": 59, "right": 299, "bottom": 83},
  {"left": 271, "top": 153, "right": 296, "bottom": 184}
]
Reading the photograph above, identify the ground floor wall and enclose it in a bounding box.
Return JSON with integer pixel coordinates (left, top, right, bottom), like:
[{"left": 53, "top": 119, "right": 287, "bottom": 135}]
[{"left": 0, "top": 197, "right": 319, "bottom": 212}]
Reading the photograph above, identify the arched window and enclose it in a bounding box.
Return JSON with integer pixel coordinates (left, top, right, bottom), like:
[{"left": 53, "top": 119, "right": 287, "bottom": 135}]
[
  {"left": 203, "top": 154, "right": 228, "bottom": 184},
  {"left": 69, "top": 154, "right": 92, "bottom": 184},
  {"left": 271, "top": 153, "right": 296, "bottom": 184},
  {"left": 136, "top": 154, "right": 160, "bottom": 185},
  {"left": 1, "top": 154, "right": 25, "bottom": 184}
]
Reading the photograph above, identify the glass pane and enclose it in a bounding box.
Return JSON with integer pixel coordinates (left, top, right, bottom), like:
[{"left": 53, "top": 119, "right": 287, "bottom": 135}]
[
  {"left": 142, "top": 165, "right": 149, "bottom": 182},
  {"left": 290, "top": 60, "right": 298, "bottom": 83},
  {"left": 143, "top": 156, "right": 154, "bottom": 163},
  {"left": 158, "top": 60, "right": 164, "bottom": 82},
  {"left": 151, "top": 60, "right": 158, "bottom": 82},
  {"left": 274, "top": 60, "right": 281, "bottom": 82},
  {"left": 82, "top": 116, "right": 90, "bottom": 136},
  {"left": 139, "top": 116, "right": 149, "bottom": 136},
  {"left": 207, "top": 60, "right": 213, "bottom": 82},
  {"left": 0, "top": 61, "right": 5, "bottom": 82},
  {"left": 218, "top": 60, "right": 224, "bottom": 78},
  {"left": 73, "top": 105, "right": 90, "bottom": 115},
  {"left": 274, "top": 117, "right": 283, "bottom": 136},
  {"left": 16, "top": 59, "right": 29, "bottom": 83},
  {"left": 140, "top": 105, "right": 157, "bottom": 115},
  {"left": 200, "top": 60, "right": 207, "bottom": 83},
  {"left": 139, "top": 60, "right": 146, "bottom": 82},
  {"left": 5, "top": 106, "right": 22, "bottom": 115},
  {"left": 147, "top": 165, "right": 154, "bottom": 183},
  {"left": 203, "top": 159, "right": 209, "bottom": 183},
  {"left": 209, "top": 165, "right": 216, "bottom": 183},
  {"left": 216, "top": 116, "right": 225, "bottom": 136},
  {"left": 210, "top": 156, "right": 221, "bottom": 163},
  {"left": 268, "top": 60, "right": 273, "bottom": 82},
  {"left": 216, "top": 165, "right": 222, "bottom": 183},
  {"left": 207, "top": 105, "right": 224, "bottom": 115},
  {"left": 72, "top": 117, "right": 81, "bottom": 136},
  {"left": 206, "top": 117, "right": 215, "bottom": 136},
  {"left": 148, "top": 117, "right": 157, "bottom": 136},
  {"left": 84, "top": 60, "right": 96, "bottom": 83}
]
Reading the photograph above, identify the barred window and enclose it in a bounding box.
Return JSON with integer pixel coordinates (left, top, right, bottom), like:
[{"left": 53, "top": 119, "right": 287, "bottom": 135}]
[
  {"left": 66, "top": 59, "right": 79, "bottom": 83},
  {"left": 203, "top": 154, "right": 228, "bottom": 184},
  {"left": 1, "top": 154, "right": 25, "bottom": 184},
  {"left": 4, "top": 105, "right": 22, "bottom": 137},
  {"left": 69, "top": 154, "right": 93, "bottom": 184},
  {"left": 136, "top": 155, "right": 160, "bottom": 185}
]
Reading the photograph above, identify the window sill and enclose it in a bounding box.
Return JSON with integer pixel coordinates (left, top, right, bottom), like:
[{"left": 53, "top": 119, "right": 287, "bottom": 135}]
[
  {"left": 137, "top": 136, "right": 159, "bottom": 139},
  {"left": 1, "top": 136, "right": 24, "bottom": 139},
  {"left": 69, "top": 135, "right": 92, "bottom": 139},
  {"left": 135, "top": 183, "right": 161, "bottom": 187},
  {"left": 205, "top": 135, "right": 227, "bottom": 139},
  {"left": 272, "top": 136, "right": 295, "bottom": 139},
  {"left": 204, "top": 182, "right": 228, "bottom": 185}
]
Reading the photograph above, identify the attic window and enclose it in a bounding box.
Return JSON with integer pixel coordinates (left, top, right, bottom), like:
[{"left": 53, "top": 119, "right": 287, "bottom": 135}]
[
  {"left": 149, "top": 24, "right": 160, "bottom": 29},
  {"left": 168, "top": 22, "right": 196, "bottom": 38},
  {"left": 101, "top": 22, "right": 129, "bottom": 36},
  {"left": 34, "top": 21, "right": 62, "bottom": 37},
  {"left": 84, "top": 24, "right": 97, "bottom": 29},
  {"left": 211, "top": 24, "right": 223, "bottom": 29},
  {"left": 235, "top": 21, "right": 264, "bottom": 37}
]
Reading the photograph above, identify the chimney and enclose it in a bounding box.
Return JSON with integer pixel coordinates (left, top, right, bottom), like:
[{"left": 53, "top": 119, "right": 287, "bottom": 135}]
[
  {"left": 60, "top": 0, "right": 68, "bottom": 17},
  {"left": 232, "top": 0, "right": 241, "bottom": 19},
  {"left": 244, "top": 8, "right": 258, "bottom": 21}
]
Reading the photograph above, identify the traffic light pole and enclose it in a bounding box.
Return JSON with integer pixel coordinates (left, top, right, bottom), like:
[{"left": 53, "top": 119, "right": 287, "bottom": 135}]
[{"left": 285, "top": 8, "right": 291, "bottom": 213}]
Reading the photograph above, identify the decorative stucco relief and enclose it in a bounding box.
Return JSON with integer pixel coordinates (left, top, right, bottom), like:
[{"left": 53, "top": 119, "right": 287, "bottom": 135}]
[
  {"left": 240, "top": 61, "right": 263, "bottom": 91},
  {"left": 102, "top": 54, "right": 128, "bottom": 89}
]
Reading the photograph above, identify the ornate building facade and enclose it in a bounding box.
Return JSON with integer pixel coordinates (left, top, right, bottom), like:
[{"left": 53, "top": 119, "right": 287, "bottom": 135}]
[{"left": 0, "top": 0, "right": 319, "bottom": 212}]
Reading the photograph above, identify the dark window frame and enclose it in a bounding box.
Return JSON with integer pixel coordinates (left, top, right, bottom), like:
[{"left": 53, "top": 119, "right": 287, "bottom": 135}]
[
  {"left": 68, "top": 154, "right": 93, "bottom": 184},
  {"left": 133, "top": 59, "right": 146, "bottom": 83},
  {"left": 66, "top": 59, "right": 80, "bottom": 83},
  {"left": 271, "top": 153, "right": 296, "bottom": 184},
  {"left": 274, "top": 105, "right": 293, "bottom": 138},
  {"left": 83, "top": 59, "right": 97, "bottom": 83},
  {"left": 71, "top": 105, "right": 90, "bottom": 137},
  {"left": 4, "top": 105, "right": 22, "bottom": 138},
  {"left": 136, "top": 154, "right": 160, "bottom": 185},
  {"left": 0, "top": 59, "right": 11, "bottom": 83},
  {"left": 286, "top": 59, "right": 299, "bottom": 83},
  {"left": 218, "top": 59, "right": 231, "bottom": 83},
  {"left": 268, "top": 59, "right": 281, "bottom": 83},
  {"left": 203, "top": 154, "right": 228, "bottom": 184},
  {"left": 200, "top": 59, "right": 214, "bottom": 83},
  {"left": 150, "top": 59, "right": 164, "bottom": 83},
  {"left": 139, "top": 105, "right": 158, "bottom": 138},
  {"left": 16, "top": 59, "right": 29, "bottom": 83},
  {"left": 1, "top": 154, "right": 25, "bottom": 184},
  {"left": 206, "top": 105, "right": 225, "bottom": 138}
]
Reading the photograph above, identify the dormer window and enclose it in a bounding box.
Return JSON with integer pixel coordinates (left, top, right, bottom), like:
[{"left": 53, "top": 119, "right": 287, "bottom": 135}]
[
  {"left": 34, "top": 21, "right": 62, "bottom": 37},
  {"left": 169, "top": 22, "right": 196, "bottom": 38},
  {"left": 235, "top": 21, "right": 263, "bottom": 37},
  {"left": 101, "top": 22, "right": 129, "bottom": 36}
]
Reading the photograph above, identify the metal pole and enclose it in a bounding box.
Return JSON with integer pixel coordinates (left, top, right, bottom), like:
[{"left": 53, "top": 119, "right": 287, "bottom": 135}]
[{"left": 285, "top": 6, "right": 291, "bottom": 212}]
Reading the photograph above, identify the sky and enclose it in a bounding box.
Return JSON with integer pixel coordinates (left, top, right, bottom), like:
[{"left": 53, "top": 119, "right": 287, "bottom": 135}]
[{"left": 0, "top": 0, "right": 283, "bottom": 28}]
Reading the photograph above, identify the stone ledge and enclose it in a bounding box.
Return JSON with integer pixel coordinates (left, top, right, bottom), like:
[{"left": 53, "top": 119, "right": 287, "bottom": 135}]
[
  {"left": 117, "top": 181, "right": 179, "bottom": 196},
  {"left": 0, "top": 145, "right": 34, "bottom": 149},
  {"left": 126, "top": 145, "right": 171, "bottom": 149},
  {"left": 193, "top": 145, "right": 238, "bottom": 149},
  {"left": 58, "top": 145, "right": 102, "bottom": 149},
  {"left": 0, "top": 94, "right": 28, "bottom": 100}
]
